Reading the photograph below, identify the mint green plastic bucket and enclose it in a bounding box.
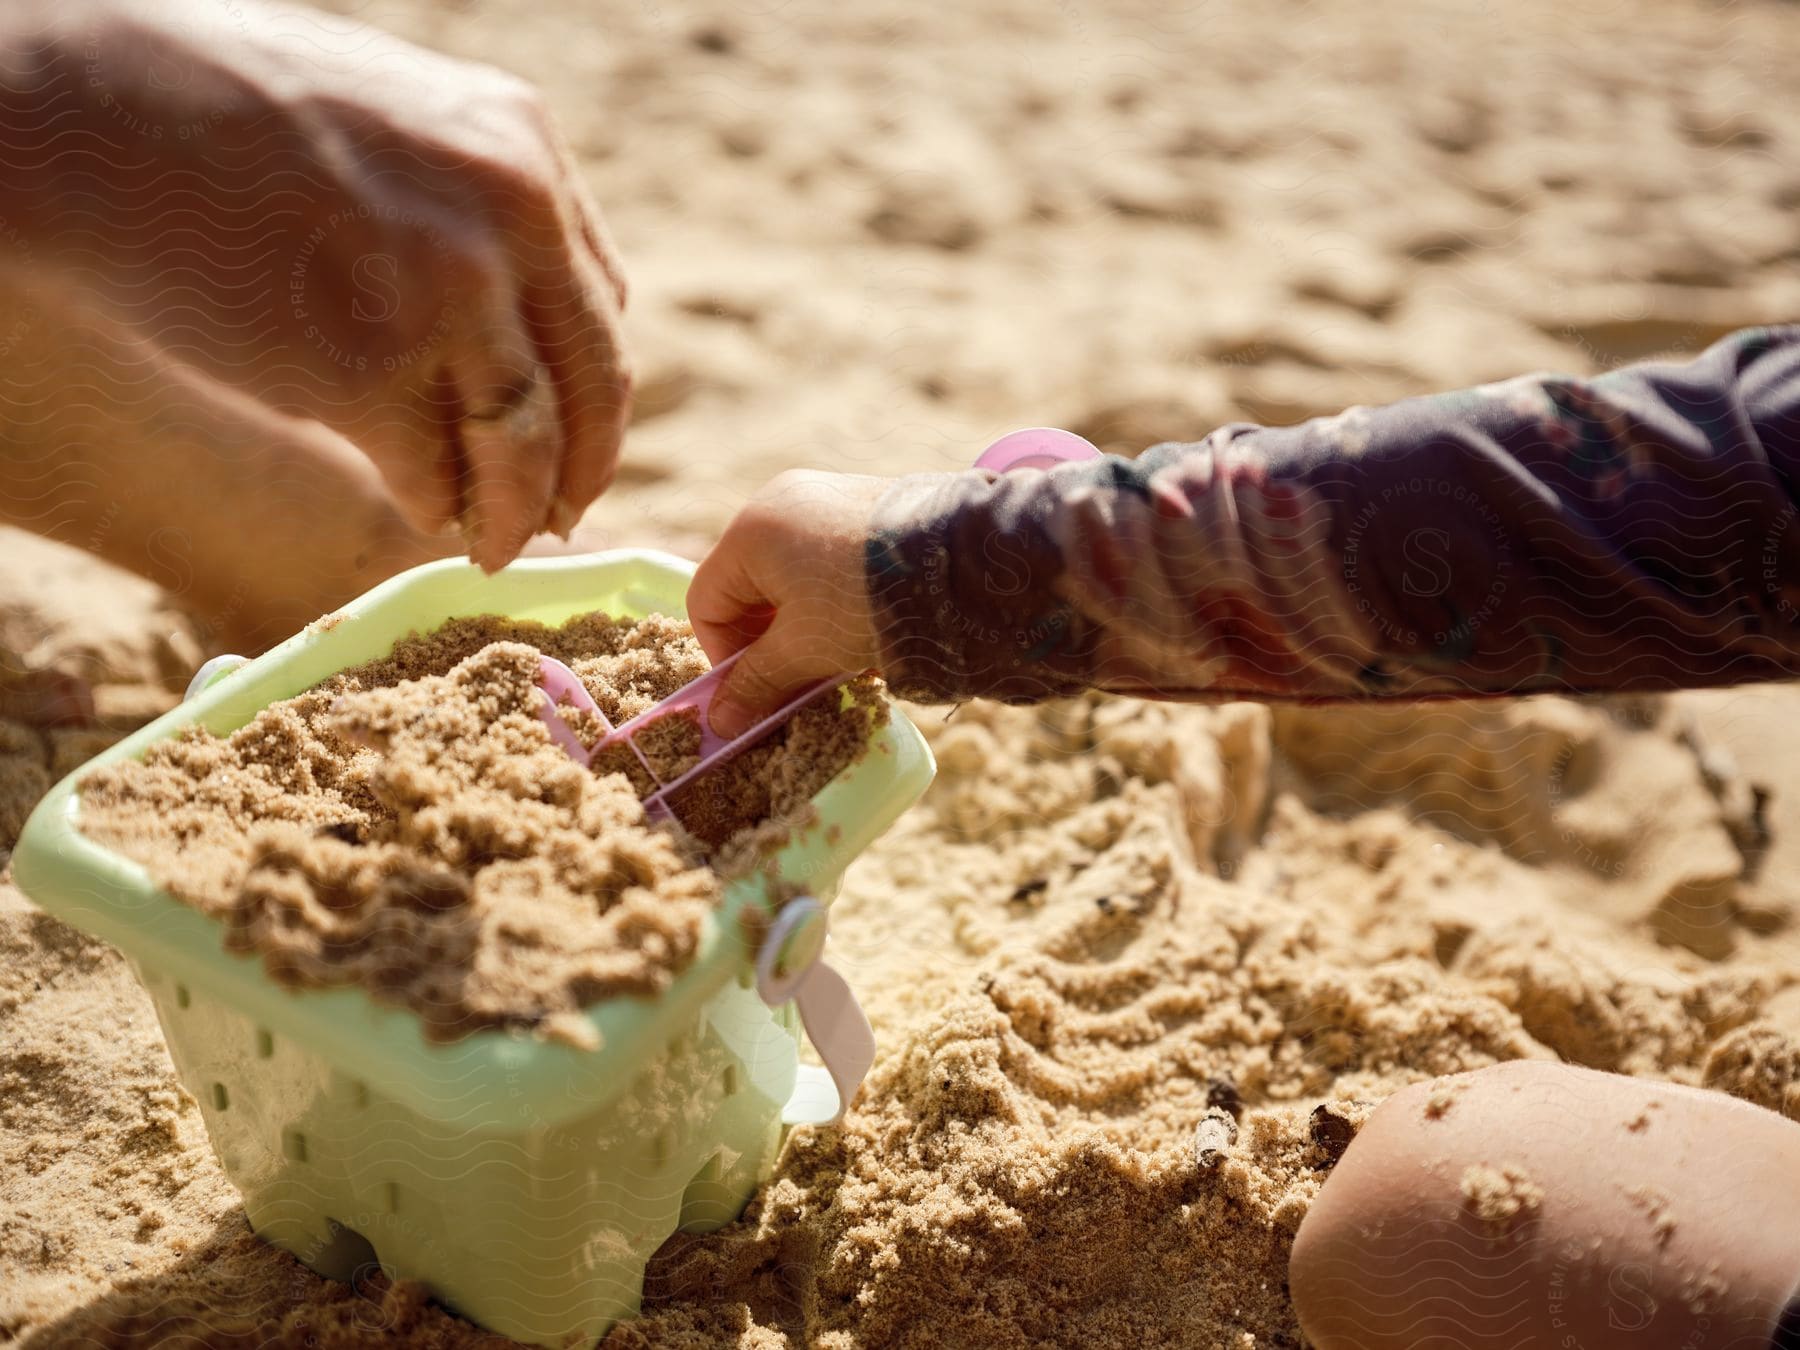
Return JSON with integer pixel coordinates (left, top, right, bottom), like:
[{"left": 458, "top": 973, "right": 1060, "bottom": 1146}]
[{"left": 11, "top": 551, "right": 935, "bottom": 1346}]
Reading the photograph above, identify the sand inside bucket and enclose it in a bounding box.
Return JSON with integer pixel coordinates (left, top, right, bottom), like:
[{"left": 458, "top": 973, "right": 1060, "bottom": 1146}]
[{"left": 75, "top": 612, "right": 883, "bottom": 1047}]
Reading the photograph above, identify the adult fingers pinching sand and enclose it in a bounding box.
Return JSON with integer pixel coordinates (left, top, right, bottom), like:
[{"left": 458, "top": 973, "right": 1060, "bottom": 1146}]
[{"left": 0, "top": 0, "right": 631, "bottom": 580}]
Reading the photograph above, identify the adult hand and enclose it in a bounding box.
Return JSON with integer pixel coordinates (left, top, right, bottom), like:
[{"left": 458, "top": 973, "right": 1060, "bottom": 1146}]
[
  {"left": 687, "top": 471, "right": 887, "bottom": 736},
  {"left": 0, "top": 0, "right": 631, "bottom": 570}
]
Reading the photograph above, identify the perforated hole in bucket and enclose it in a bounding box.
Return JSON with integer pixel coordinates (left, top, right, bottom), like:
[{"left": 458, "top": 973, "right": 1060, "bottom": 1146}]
[
  {"left": 313, "top": 1219, "right": 379, "bottom": 1286},
  {"left": 255, "top": 1029, "right": 274, "bottom": 1059},
  {"left": 723, "top": 1063, "right": 740, "bottom": 1095},
  {"left": 210, "top": 1082, "right": 229, "bottom": 1110},
  {"left": 283, "top": 1130, "right": 308, "bottom": 1164},
  {"left": 175, "top": 984, "right": 191, "bottom": 1010}
]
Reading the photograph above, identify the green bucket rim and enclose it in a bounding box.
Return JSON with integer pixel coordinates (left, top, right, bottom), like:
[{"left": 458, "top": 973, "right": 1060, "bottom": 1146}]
[{"left": 10, "top": 551, "right": 934, "bottom": 1133}]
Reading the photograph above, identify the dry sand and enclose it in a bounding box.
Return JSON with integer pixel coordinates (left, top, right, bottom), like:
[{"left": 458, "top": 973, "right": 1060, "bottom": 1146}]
[{"left": 6, "top": 0, "right": 1800, "bottom": 1343}]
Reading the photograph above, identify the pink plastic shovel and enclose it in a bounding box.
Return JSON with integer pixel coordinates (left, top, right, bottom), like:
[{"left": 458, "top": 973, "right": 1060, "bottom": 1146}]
[{"left": 534, "top": 650, "right": 837, "bottom": 826}]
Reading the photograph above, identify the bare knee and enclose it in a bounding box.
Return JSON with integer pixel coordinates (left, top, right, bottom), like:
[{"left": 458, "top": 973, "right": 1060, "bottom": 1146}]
[{"left": 1291, "top": 1061, "right": 1800, "bottom": 1350}]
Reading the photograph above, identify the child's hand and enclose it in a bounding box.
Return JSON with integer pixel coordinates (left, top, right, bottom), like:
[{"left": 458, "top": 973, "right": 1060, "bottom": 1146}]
[{"left": 688, "top": 471, "right": 889, "bottom": 736}]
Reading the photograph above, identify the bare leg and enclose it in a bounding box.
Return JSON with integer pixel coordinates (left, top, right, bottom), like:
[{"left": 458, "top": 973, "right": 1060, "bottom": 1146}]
[
  {"left": 0, "top": 282, "right": 459, "bottom": 653},
  {"left": 1291, "top": 1059, "right": 1800, "bottom": 1350}
]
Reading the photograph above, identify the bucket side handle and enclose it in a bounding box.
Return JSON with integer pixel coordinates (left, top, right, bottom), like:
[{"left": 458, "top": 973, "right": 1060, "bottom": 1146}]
[{"left": 754, "top": 897, "right": 875, "bottom": 1127}]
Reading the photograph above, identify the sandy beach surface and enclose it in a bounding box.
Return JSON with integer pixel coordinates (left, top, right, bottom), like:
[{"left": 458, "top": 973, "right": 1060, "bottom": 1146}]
[{"left": 5, "top": 0, "right": 1800, "bottom": 1344}]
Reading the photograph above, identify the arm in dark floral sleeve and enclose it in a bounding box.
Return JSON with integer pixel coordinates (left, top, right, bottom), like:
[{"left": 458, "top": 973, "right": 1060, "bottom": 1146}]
[{"left": 865, "top": 325, "right": 1800, "bottom": 704}]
